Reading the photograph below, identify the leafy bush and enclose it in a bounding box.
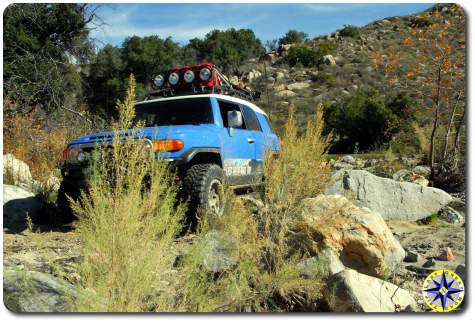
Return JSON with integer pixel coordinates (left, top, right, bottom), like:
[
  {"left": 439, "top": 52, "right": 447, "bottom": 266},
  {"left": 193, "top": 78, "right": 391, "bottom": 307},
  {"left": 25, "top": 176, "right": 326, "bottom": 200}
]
[
  {"left": 324, "top": 89, "right": 417, "bottom": 152},
  {"left": 339, "top": 24, "right": 360, "bottom": 38},
  {"left": 285, "top": 42, "right": 335, "bottom": 68},
  {"left": 410, "top": 16, "right": 436, "bottom": 28},
  {"left": 311, "top": 72, "right": 336, "bottom": 86}
]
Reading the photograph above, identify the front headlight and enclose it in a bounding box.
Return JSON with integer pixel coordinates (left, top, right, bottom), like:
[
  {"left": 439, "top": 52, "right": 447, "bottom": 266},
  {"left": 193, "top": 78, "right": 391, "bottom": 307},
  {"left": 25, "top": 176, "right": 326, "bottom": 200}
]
[
  {"left": 67, "top": 147, "right": 80, "bottom": 162},
  {"left": 168, "top": 72, "right": 179, "bottom": 85}
]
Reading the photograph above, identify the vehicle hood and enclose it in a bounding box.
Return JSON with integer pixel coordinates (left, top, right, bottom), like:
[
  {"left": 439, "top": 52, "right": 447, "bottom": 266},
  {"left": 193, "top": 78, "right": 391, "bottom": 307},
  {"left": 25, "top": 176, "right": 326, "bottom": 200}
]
[{"left": 68, "top": 125, "right": 218, "bottom": 146}]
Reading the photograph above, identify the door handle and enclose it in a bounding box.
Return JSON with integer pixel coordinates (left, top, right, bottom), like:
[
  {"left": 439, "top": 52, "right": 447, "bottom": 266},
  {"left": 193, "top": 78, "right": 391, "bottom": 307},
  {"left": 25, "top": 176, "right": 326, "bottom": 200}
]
[{"left": 247, "top": 138, "right": 255, "bottom": 143}]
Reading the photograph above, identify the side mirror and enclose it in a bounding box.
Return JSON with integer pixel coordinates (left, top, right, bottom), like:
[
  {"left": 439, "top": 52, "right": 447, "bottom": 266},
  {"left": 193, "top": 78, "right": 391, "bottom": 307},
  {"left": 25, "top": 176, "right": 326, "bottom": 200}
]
[{"left": 227, "top": 110, "right": 243, "bottom": 128}]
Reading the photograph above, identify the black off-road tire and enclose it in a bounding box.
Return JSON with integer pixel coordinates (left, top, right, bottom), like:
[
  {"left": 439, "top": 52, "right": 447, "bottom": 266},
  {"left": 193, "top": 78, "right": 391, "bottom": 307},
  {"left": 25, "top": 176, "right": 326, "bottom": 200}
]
[
  {"left": 56, "top": 176, "right": 81, "bottom": 223},
  {"left": 182, "top": 163, "right": 225, "bottom": 223}
]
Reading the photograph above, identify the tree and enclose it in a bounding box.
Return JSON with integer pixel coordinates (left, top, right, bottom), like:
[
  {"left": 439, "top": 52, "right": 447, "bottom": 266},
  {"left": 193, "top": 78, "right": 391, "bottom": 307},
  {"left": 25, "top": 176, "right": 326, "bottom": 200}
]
[
  {"left": 278, "top": 30, "right": 308, "bottom": 46},
  {"left": 184, "top": 28, "right": 265, "bottom": 73},
  {"left": 3, "top": 3, "right": 96, "bottom": 119},
  {"left": 86, "top": 35, "right": 182, "bottom": 118},
  {"left": 370, "top": 5, "right": 465, "bottom": 183}
]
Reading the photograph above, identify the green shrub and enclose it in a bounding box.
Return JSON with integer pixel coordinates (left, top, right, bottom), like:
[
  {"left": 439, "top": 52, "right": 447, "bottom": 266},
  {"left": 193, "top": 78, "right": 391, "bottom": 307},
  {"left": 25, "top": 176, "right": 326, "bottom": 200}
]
[
  {"left": 339, "top": 24, "right": 360, "bottom": 38},
  {"left": 324, "top": 89, "right": 416, "bottom": 153},
  {"left": 285, "top": 42, "right": 335, "bottom": 68},
  {"left": 410, "top": 16, "right": 436, "bottom": 28},
  {"left": 311, "top": 72, "right": 336, "bottom": 86}
]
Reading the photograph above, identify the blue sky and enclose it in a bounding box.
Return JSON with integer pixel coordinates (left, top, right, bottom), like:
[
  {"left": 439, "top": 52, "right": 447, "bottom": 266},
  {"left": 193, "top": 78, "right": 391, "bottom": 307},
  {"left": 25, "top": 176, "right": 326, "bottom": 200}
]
[{"left": 89, "top": 3, "right": 434, "bottom": 48}]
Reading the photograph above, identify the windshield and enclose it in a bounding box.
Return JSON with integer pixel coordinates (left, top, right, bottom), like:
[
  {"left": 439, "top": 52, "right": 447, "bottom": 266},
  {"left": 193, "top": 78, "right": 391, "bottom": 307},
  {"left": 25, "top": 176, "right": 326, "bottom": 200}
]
[{"left": 134, "top": 97, "right": 214, "bottom": 126}]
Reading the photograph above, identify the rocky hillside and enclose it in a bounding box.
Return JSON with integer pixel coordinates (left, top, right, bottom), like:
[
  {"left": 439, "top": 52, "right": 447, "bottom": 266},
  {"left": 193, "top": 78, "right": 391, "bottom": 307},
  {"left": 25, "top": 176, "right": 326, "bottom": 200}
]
[{"left": 231, "top": 4, "right": 464, "bottom": 133}]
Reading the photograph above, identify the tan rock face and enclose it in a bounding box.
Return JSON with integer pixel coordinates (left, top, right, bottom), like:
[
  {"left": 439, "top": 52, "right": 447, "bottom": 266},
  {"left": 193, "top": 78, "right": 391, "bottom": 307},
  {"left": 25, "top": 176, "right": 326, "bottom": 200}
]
[
  {"left": 326, "top": 269, "right": 416, "bottom": 312},
  {"left": 297, "top": 194, "right": 405, "bottom": 278}
]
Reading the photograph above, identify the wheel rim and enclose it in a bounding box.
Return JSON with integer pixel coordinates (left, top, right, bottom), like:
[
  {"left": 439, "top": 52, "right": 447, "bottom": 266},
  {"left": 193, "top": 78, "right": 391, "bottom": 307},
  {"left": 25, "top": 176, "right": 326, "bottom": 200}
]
[{"left": 208, "top": 179, "right": 224, "bottom": 215}]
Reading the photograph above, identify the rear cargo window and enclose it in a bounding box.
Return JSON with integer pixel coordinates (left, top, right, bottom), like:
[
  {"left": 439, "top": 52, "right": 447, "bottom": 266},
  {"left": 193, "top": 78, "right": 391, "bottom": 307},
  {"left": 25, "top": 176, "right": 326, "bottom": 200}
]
[{"left": 134, "top": 97, "right": 213, "bottom": 126}]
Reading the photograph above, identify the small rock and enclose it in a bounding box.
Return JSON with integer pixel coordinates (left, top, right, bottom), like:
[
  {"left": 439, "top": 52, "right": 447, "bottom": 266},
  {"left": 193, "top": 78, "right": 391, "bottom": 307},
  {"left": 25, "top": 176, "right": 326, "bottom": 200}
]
[
  {"left": 341, "top": 155, "right": 356, "bottom": 165},
  {"left": 229, "top": 75, "right": 239, "bottom": 86},
  {"left": 439, "top": 206, "right": 463, "bottom": 224},
  {"left": 412, "top": 176, "right": 429, "bottom": 187},
  {"left": 275, "top": 89, "right": 296, "bottom": 98},
  {"left": 322, "top": 54, "right": 336, "bottom": 66},
  {"left": 455, "top": 264, "right": 466, "bottom": 282},
  {"left": 275, "top": 71, "right": 285, "bottom": 80},
  {"left": 332, "top": 161, "right": 354, "bottom": 171},
  {"left": 299, "top": 247, "right": 345, "bottom": 278},
  {"left": 3, "top": 269, "right": 76, "bottom": 312},
  {"left": 404, "top": 249, "right": 419, "bottom": 263},
  {"left": 392, "top": 169, "right": 413, "bottom": 182},
  {"left": 438, "top": 247, "right": 455, "bottom": 262},
  {"left": 423, "top": 258, "right": 436, "bottom": 268},
  {"left": 201, "top": 230, "right": 238, "bottom": 273},
  {"left": 412, "top": 165, "right": 431, "bottom": 176},
  {"left": 287, "top": 81, "right": 310, "bottom": 91}
]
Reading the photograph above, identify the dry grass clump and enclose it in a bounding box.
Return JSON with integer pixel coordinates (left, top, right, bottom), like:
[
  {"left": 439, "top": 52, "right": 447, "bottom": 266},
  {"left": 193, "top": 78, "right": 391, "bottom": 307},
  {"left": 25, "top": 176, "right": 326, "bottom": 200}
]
[
  {"left": 70, "top": 75, "right": 185, "bottom": 312},
  {"left": 167, "top": 105, "right": 332, "bottom": 312},
  {"left": 3, "top": 106, "right": 88, "bottom": 185}
]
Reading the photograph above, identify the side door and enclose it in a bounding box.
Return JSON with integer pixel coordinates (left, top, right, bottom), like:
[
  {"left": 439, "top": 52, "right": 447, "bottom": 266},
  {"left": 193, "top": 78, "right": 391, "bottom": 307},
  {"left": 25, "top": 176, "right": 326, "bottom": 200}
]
[
  {"left": 217, "top": 99, "right": 256, "bottom": 186},
  {"left": 240, "top": 104, "right": 265, "bottom": 183}
]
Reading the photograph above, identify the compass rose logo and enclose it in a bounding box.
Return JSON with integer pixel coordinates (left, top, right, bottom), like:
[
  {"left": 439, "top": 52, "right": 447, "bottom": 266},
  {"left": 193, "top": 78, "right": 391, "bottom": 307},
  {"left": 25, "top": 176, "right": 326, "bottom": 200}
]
[{"left": 422, "top": 269, "right": 465, "bottom": 312}]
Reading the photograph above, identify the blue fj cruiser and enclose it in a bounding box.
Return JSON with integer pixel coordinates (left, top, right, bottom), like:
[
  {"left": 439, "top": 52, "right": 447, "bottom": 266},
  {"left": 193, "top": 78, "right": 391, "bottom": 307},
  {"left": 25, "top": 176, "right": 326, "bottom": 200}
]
[{"left": 59, "top": 90, "right": 280, "bottom": 217}]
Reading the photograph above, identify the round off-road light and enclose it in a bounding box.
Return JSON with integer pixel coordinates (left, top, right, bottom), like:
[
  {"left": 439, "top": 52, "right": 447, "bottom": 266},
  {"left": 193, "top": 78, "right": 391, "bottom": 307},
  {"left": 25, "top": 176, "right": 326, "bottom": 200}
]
[
  {"left": 153, "top": 74, "right": 164, "bottom": 87},
  {"left": 199, "top": 67, "right": 211, "bottom": 81},
  {"left": 184, "top": 70, "right": 195, "bottom": 83},
  {"left": 168, "top": 72, "right": 180, "bottom": 85}
]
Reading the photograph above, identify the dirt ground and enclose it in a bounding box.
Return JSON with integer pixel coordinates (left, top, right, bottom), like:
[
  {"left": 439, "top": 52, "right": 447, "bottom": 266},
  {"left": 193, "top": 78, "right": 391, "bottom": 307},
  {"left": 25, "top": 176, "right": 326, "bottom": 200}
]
[
  {"left": 3, "top": 215, "right": 466, "bottom": 312},
  {"left": 388, "top": 219, "right": 466, "bottom": 311}
]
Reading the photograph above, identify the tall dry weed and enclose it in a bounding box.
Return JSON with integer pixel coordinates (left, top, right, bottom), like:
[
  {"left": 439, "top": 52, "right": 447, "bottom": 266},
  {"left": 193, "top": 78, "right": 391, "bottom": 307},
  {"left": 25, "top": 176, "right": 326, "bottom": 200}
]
[
  {"left": 70, "top": 75, "right": 185, "bottom": 312},
  {"left": 168, "top": 105, "right": 331, "bottom": 312}
]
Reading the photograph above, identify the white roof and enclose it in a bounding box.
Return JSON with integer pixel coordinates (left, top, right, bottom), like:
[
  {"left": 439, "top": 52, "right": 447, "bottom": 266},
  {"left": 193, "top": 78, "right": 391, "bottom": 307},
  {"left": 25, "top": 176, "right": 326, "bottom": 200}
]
[{"left": 135, "top": 94, "right": 267, "bottom": 116}]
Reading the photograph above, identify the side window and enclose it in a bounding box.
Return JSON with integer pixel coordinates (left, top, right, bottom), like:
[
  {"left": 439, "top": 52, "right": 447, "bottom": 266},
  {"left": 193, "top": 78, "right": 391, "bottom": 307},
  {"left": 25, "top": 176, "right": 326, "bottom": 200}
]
[
  {"left": 263, "top": 115, "right": 275, "bottom": 133},
  {"left": 241, "top": 105, "right": 262, "bottom": 132},
  {"left": 218, "top": 100, "right": 246, "bottom": 129}
]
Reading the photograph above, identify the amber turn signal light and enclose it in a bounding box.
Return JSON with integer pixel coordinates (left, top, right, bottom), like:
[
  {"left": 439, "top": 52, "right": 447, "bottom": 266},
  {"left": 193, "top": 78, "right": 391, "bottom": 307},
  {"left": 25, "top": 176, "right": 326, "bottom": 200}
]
[{"left": 152, "top": 140, "right": 184, "bottom": 152}]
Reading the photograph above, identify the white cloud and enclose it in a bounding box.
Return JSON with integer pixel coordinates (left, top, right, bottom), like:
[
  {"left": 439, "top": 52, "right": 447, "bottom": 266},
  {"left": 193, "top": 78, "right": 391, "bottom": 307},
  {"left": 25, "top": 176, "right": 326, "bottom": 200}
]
[{"left": 89, "top": 5, "right": 236, "bottom": 45}]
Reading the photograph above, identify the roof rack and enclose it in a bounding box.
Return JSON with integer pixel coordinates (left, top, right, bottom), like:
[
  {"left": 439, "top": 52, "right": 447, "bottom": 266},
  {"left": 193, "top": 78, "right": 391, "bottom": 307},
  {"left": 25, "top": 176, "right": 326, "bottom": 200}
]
[{"left": 145, "top": 63, "right": 259, "bottom": 101}]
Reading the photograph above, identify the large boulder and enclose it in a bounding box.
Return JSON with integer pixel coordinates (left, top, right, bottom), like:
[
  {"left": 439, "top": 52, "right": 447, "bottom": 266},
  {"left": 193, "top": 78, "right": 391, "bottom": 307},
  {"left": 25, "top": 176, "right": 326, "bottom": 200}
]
[
  {"left": 297, "top": 195, "right": 405, "bottom": 278},
  {"left": 3, "top": 269, "right": 76, "bottom": 312},
  {"left": 326, "top": 170, "right": 452, "bottom": 221},
  {"left": 3, "top": 154, "right": 32, "bottom": 186},
  {"left": 3, "top": 185, "right": 43, "bottom": 231},
  {"left": 326, "top": 269, "right": 417, "bottom": 312}
]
